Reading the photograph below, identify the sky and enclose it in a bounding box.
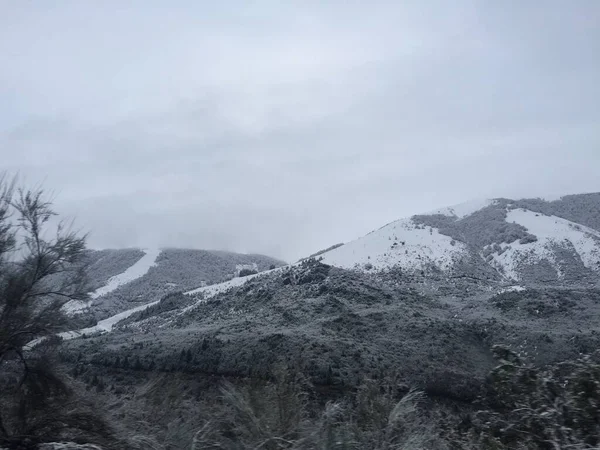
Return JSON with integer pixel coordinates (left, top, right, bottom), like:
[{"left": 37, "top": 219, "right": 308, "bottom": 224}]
[{"left": 1, "top": 1, "right": 599, "bottom": 262}]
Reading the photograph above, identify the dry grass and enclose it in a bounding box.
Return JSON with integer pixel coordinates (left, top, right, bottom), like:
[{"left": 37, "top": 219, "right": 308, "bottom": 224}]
[{"left": 132, "top": 369, "right": 449, "bottom": 450}]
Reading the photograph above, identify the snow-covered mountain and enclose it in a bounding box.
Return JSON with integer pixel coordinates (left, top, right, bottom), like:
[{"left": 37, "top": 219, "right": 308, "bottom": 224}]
[
  {"left": 318, "top": 193, "right": 600, "bottom": 286},
  {"left": 44, "top": 193, "right": 600, "bottom": 450},
  {"left": 49, "top": 193, "right": 600, "bottom": 343},
  {"left": 67, "top": 248, "right": 286, "bottom": 321}
]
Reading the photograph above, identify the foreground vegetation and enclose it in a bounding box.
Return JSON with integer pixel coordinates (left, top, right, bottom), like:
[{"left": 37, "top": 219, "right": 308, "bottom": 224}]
[{"left": 5, "top": 346, "right": 598, "bottom": 449}]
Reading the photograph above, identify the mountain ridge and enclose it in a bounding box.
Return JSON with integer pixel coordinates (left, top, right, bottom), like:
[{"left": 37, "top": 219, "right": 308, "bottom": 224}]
[
  {"left": 50, "top": 192, "right": 600, "bottom": 345},
  {"left": 318, "top": 193, "right": 600, "bottom": 286},
  {"left": 47, "top": 191, "right": 600, "bottom": 449},
  {"left": 65, "top": 247, "right": 286, "bottom": 323}
]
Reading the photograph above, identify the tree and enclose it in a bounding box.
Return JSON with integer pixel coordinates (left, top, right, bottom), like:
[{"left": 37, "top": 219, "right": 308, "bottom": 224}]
[
  {"left": 0, "top": 176, "right": 88, "bottom": 356},
  {"left": 0, "top": 175, "right": 116, "bottom": 446}
]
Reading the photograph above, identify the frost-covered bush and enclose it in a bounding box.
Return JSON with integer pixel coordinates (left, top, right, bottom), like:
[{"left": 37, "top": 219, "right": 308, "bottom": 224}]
[{"left": 450, "top": 346, "right": 600, "bottom": 449}]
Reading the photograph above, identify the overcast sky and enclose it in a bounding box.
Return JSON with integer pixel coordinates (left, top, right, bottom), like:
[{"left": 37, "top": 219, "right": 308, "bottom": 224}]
[{"left": 1, "top": 1, "right": 599, "bottom": 261}]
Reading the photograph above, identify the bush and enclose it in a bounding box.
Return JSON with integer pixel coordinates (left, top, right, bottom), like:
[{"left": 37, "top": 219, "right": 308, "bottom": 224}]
[
  {"left": 132, "top": 367, "right": 447, "bottom": 449},
  {"left": 448, "top": 345, "right": 600, "bottom": 449}
]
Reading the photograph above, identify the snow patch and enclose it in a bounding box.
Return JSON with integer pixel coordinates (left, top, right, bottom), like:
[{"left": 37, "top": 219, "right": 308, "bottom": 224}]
[
  {"left": 90, "top": 248, "right": 161, "bottom": 299},
  {"left": 318, "top": 218, "right": 468, "bottom": 272},
  {"left": 498, "top": 285, "right": 526, "bottom": 294},
  {"left": 489, "top": 209, "right": 600, "bottom": 280}
]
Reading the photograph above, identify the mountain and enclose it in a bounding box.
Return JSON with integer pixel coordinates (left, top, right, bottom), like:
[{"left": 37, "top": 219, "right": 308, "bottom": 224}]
[
  {"left": 43, "top": 193, "right": 600, "bottom": 447},
  {"left": 52, "top": 192, "right": 600, "bottom": 356},
  {"left": 318, "top": 193, "right": 600, "bottom": 286},
  {"left": 65, "top": 192, "right": 600, "bottom": 329},
  {"left": 57, "top": 193, "right": 600, "bottom": 337},
  {"left": 62, "top": 248, "right": 286, "bottom": 324}
]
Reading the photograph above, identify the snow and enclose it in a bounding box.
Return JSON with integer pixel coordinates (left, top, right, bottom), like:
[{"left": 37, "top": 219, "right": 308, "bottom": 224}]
[
  {"left": 235, "top": 263, "right": 258, "bottom": 274},
  {"left": 30, "top": 263, "right": 284, "bottom": 348},
  {"left": 26, "top": 299, "right": 161, "bottom": 349},
  {"left": 62, "top": 248, "right": 161, "bottom": 314},
  {"left": 62, "top": 300, "right": 92, "bottom": 315},
  {"left": 60, "top": 300, "right": 160, "bottom": 339},
  {"left": 318, "top": 218, "right": 468, "bottom": 272},
  {"left": 489, "top": 209, "right": 600, "bottom": 280},
  {"left": 498, "top": 285, "right": 526, "bottom": 294},
  {"left": 90, "top": 248, "right": 161, "bottom": 298},
  {"left": 428, "top": 198, "right": 495, "bottom": 219},
  {"left": 181, "top": 266, "right": 288, "bottom": 314},
  {"left": 186, "top": 273, "right": 259, "bottom": 297}
]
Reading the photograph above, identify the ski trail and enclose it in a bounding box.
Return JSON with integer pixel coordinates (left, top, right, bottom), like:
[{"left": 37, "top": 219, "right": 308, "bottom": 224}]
[{"left": 63, "top": 248, "right": 161, "bottom": 314}]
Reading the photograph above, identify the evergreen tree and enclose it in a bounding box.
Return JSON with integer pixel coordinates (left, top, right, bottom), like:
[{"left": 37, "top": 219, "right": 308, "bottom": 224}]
[{"left": 0, "top": 175, "right": 96, "bottom": 443}]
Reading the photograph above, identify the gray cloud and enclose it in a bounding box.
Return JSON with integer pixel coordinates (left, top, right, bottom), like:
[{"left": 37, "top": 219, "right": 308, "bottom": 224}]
[{"left": 1, "top": 1, "right": 599, "bottom": 261}]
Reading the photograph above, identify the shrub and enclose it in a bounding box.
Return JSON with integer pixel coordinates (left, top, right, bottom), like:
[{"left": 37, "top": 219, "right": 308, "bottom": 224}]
[
  {"left": 180, "top": 369, "right": 446, "bottom": 449},
  {"left": 449, "top": 345, "right": 600, "bottom": 449}
]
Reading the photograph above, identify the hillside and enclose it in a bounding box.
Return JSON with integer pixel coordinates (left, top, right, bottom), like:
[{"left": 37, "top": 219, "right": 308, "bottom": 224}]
[
  {"left": 319, "top": 193, "right": 600, "bottom": 286},
  {"left": 37, "top": 193, "right": 600, "bottom": 448},
  {"left": 56, "top": 193, "right": 600, "bottom": 341},
  {"left": 63, "top": 248, "right": 286, "bottom": 324},
  {"left": 59, "top": 258, "right": 600, "bottom": 448}
]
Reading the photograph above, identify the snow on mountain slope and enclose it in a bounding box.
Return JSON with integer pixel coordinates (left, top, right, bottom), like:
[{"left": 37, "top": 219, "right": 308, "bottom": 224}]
[
  {"left": 182, "top": 266, "right": 287, "bottom": 313},
  {"left": 428, "top": 198, "right": 495, "bottom": 219},
  {"left": 25, "top": 298, "right": 163, "bottom": 349},
  {"left": 319, "top": 218, "right": 468, "bottom": 271},
  {"left": 318, "top": 194, "right": 600, "bottom": 283},
  {"left": 63, "top": 248, "right": 161, "bottom": 314},
  {"left": 59, "top": 300, "right": 161, "bottom": 340},
  {"left": 488, "top": 209, "right": 600, "bottom": 280},
  {"left": 185, "top": 273, "right": 260, "bottom": 297},
  {"left": 32, "top": 270, "right": 277, "bottom": 347},
  {"left": 90, "top": 248, "right": 161, "bottom": 298}
]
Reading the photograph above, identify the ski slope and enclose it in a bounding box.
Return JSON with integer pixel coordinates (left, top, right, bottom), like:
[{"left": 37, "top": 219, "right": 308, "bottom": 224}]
[
  {"left": 26, "top": 299, "right": 161, "bottom": 349},
  {"left": 63, "top": 248, "right": 161, "bottom": 314},
  {"left": 59, "top": 300, "right": 161, "bottom": 340},
  {"left": 90, "top": 248, "right": 161, "bottom": 298}
]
